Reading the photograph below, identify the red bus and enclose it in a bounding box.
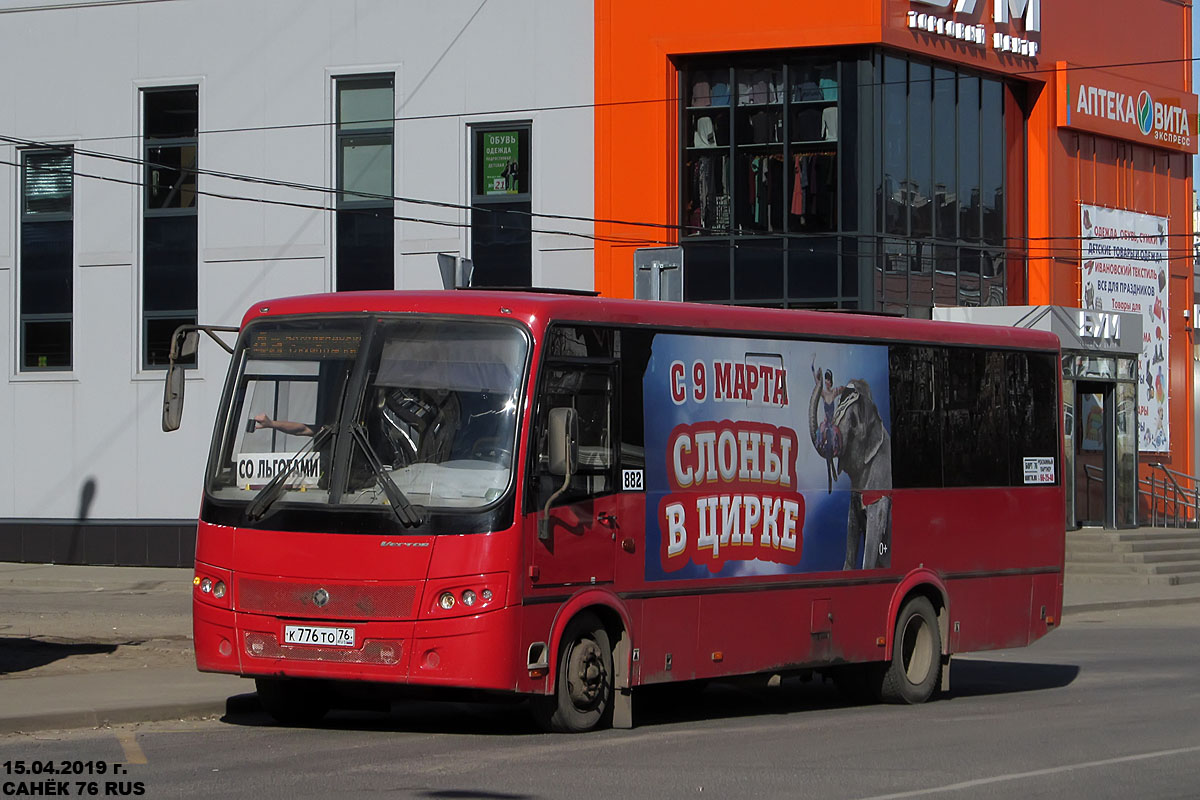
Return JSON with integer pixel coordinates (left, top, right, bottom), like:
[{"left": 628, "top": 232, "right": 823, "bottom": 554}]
[{"left": 167, "top": 290, "right": 1064, "bottom": 731}]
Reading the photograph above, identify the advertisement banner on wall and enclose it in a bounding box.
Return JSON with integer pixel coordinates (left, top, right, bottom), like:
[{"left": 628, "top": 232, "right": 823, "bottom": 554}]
[
  {"left": 642, "top": 333, "right": 894, "bottom": 582},
  {"left": 1079, "top": 204, "right": 1170, "bottom": 452},
  {"left": 481, "top": 130, "right": 520, "bottom": 195}
]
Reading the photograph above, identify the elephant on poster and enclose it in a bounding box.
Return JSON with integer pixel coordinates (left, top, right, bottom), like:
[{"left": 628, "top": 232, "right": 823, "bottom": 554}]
[{"left": 810, "top": 375, "right": 893, "bottom": 570}]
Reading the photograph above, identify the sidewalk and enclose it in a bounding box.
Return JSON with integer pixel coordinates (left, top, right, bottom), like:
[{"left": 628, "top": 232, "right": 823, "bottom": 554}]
[
  {"left": 1062, "top": 574, "right": 1200, "bottom": 614},
  {"left": 2, "top": 561, "right": 1199, "bottom": 736}
]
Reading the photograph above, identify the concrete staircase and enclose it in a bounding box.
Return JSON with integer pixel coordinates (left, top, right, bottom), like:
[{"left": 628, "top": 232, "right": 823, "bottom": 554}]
[{"left": 1066, "top": 527, "right": 1200, "bottom": 585}]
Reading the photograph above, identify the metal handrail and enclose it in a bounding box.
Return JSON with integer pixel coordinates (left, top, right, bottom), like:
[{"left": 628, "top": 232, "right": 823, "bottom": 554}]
[
  {"left": 1137, "top": 462, "right": 1200, "bottom": 528},
  {"left": 1082, "top": 463, "right": 1103, "bottom": 523}
]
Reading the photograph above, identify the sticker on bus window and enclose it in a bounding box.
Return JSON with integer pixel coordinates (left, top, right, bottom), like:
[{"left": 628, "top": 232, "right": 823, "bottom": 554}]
[
  {"left": 622, "top": 469, "right": 644, "bottom": 491},
  {"left": 1023, "top": 457, "right": 1056, "bottom": 484},
  {"left": 236, "top": 452, "right": 321, "bottom": 489}
]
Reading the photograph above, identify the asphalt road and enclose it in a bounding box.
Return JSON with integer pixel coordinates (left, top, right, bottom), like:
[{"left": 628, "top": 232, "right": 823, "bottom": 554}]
[{"left": 1, "top": 605, "right": 1196, "bottom": 800}]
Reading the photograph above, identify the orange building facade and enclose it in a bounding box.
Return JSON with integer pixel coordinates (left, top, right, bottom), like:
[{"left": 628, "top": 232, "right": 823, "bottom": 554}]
[{"left": 593, "top": 0, "right": 1196, "bottom": 527}]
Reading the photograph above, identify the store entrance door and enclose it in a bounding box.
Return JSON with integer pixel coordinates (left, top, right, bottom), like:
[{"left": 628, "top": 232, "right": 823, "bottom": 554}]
[{"left": 1074, "top": 381, "right": 1114, "bottom": 527}]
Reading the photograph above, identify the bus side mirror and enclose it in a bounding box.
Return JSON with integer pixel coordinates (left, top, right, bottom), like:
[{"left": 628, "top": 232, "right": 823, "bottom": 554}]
[
  {"left": 178, "top": 329, "right": 199, "bottom": 359},
  {"left": 541, "top": 407, "right": 578, "bottom": 541},
  {"left": 162, "top": 365, "right": 186, "bottom": 432},
  {"left": 547, "top": 407, "right": 578, "bottom": 477},
  {"left": 161, "top": 329, "right": 199, "bottom": 432}
]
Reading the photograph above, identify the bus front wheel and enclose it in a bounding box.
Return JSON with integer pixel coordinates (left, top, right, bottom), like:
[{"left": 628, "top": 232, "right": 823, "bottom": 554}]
[
  {"left": 533, "top": 612, "right": 613, "bottom": 733},
  {"left": 879, "top": 596, "right": 942, "bottom": 704},
  {"left": 255, "top": 677, "right": 332, "bottom": 726}
]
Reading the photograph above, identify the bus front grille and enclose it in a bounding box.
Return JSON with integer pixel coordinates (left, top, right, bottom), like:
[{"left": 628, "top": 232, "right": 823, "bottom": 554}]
[{"left": 236, "top": 577, "right": 417, "bottom": 620}]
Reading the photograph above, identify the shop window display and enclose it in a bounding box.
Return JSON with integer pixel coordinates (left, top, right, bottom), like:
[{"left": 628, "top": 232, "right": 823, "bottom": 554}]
[
  {"left": 682, "top": 55, "right": 846, "bottom": 305},
  {"left": 681, "top": 50, "right": 1019, "bottom": 314}
]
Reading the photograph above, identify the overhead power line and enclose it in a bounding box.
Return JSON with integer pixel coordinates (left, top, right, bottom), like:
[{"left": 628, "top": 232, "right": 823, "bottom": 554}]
[
  {"left": 4, "top": 149, "right": 1199, "bottom": 264},
  {"left": 3, "top": 131, "right": 1196, "bottom": 258},
  {"left": 10, "top": 150, "right": 1200, "bottom": 269}
]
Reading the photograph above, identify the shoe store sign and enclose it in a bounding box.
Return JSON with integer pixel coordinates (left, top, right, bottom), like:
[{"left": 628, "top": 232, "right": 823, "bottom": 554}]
[
  {"left": 907, "top": 0, "right": 1040, "bottom": 59},
  {"left": 1056, "top": 64, "right": 1198, "bottom": 155},
  {"left": 1079, "top": 204, "right": 1171, "bottom": 453}
]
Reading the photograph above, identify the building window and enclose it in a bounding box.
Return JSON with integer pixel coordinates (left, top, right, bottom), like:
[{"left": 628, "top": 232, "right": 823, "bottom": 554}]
[
  {"left": 471, "top": 125, "right": 531, "bottom": 287},
  {"left": 336, "top": 75, "right": 394, "bottom": 291},
  {"left": 143, "top": 87, "right": 198, "bottom": 368},
  {"left": 680, "top": 54, "right": 854, "bottom": 307},
  {"left": 874, "top": 55, "right": 1011, "bottom": 317},
  {"left": 20, "top": 149, "right": 73, "bottom": 370}
]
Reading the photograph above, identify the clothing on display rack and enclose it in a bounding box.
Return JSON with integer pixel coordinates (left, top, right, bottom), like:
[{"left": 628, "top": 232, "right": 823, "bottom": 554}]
[
  {"left": 711, "top": 80, "right": 730, "bottom": 107},
  {"left": 691, "top": 72, "right": 711, "bottom": 107},
  {"left": 748, "top": 109, "right": 781, "bottom": 143},
  {"left": 794, "top": 74, "right": 823, "bottom": 102},
  {"left": 795, "top": 107, "right": 822, "bottom": 141},
  {"left": 746, "top": 154, "right": 785, "bottom": 231},
  {"left": 694, "top": 115, "right": 717, "bottom": 147},
  {"left": 715, "top": 195, "right": 731, "bottom": 230},
  {"left": 738, "top": 69, "right": 782, "bottom": 105},
  {"left": 791, "top": 153, "right": 836, "bottom": 227},
  {"left": 821, "top": 107, "right": 838, "bottom": 141},
  {"left": 689, "top": 155, "right": 730, "bottom": 233}
]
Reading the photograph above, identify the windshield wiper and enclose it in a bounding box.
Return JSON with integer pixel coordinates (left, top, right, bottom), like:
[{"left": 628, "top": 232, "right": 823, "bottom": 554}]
[
  {"left": 350, "top": 424, "right": 424, "bottom": 528},
  {"left": 245, "top": 426, "right": 333, "bottom": 522}
]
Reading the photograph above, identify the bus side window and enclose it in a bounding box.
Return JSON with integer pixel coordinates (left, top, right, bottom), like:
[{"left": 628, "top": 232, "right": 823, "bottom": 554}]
[
  {"left": 889, "top": 345, "right": 944, "bottom": 489},
  {"left": 943, "top": 350, "right": 1009, "bottom": 488},
  {"left": 533, "top": 365, "right": 616, "bottom": 508},
  {"left": 618, "top": 329, "right": 652, "bottom": 473},
  {"left": 1006, "top": 351, "right": 1060, "bottom": 484}
]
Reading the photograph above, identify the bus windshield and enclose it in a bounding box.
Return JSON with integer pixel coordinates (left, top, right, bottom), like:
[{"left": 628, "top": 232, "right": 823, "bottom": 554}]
[{"left": 207, "top": 316, "right": 528, "bottom": 517}]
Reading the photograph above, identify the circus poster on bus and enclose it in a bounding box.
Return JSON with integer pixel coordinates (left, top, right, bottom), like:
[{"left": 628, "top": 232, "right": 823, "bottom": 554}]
[
  {"left": 1079, "top": 204, "right": 1169, "bottom": 452},
  {"left": 641, "top": 333, "right": 893, "bottom": 582}
]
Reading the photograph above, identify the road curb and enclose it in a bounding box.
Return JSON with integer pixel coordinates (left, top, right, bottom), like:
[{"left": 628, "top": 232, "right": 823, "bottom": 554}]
[
  {"left": 0, "top": 702, "right": 229, "bottom": 736},
  {"left": 0, "top": 694, "right": 264, "bottom": 736}
]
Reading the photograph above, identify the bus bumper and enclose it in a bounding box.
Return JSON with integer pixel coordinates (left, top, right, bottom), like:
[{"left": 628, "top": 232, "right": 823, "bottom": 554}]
[{"left": 193, "top": 600, "right": 522, "bottom": 691}]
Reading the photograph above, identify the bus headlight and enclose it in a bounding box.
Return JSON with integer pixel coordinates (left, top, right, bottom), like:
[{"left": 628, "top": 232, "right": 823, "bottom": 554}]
[
  {"left": 193, "top": 562, "right": 233, "bottom": 609},
  {"left": 421, "top": 574, "right": 507, "bottom": 619}
]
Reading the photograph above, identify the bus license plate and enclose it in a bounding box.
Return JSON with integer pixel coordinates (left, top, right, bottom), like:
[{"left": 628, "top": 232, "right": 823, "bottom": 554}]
[{"left": 283, "top": 625, "right": 356, "bottom": 647}]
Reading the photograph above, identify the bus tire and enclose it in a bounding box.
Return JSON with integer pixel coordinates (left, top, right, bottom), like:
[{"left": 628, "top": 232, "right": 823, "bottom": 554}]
[
  {"left": 879, "top": 596, "right": 941, "bottom": 704},
  {"left": 533, "top": 612, "right": 613, "bottom": 733},
  {"left": 255, "top": 677, "right": 332, "bottom": 726}
]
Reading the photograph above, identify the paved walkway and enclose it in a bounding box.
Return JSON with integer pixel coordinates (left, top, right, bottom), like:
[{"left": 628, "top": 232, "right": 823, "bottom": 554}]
[{"left": 2, "top": 560, "right": 1198, "bottom": 735}]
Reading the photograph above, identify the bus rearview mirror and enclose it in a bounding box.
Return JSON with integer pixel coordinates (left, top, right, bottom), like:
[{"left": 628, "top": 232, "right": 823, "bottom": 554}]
[
  {"left": 178, "top": 330, "right": 200, "bottom": 359},
  {"left": 162, "top": 327, "right": 201, "bottom": 432},
  {"left": 162, "top": 364, "right": 185, "bottom": 432},
  {"left": 547, "top": 407, "right": 578, "bottom": 477},
  {"left": 541, "top": 407, "right": 579, "bottom": 541}
]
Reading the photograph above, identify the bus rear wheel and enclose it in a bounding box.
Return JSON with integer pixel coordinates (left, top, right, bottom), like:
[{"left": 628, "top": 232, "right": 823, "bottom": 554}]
[
  {"left": 255, "top": 677, "right": 332, "bottom": 726},
  {"left": 532, "top": 612, "right": 613, "bottom": 733},
  {"left": 879, "top": 596, "right": 941, "bottom": 704}
]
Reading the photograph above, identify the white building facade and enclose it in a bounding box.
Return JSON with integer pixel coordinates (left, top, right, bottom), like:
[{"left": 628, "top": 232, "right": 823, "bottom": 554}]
[{"left": 0, "top": 0, "right": 595, "bottom": 565}]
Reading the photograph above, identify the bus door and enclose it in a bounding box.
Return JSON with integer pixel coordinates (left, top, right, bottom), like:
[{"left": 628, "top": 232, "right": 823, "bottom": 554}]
[{"left": 529, "top": 360, "right": 619, "bottom": 589}]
